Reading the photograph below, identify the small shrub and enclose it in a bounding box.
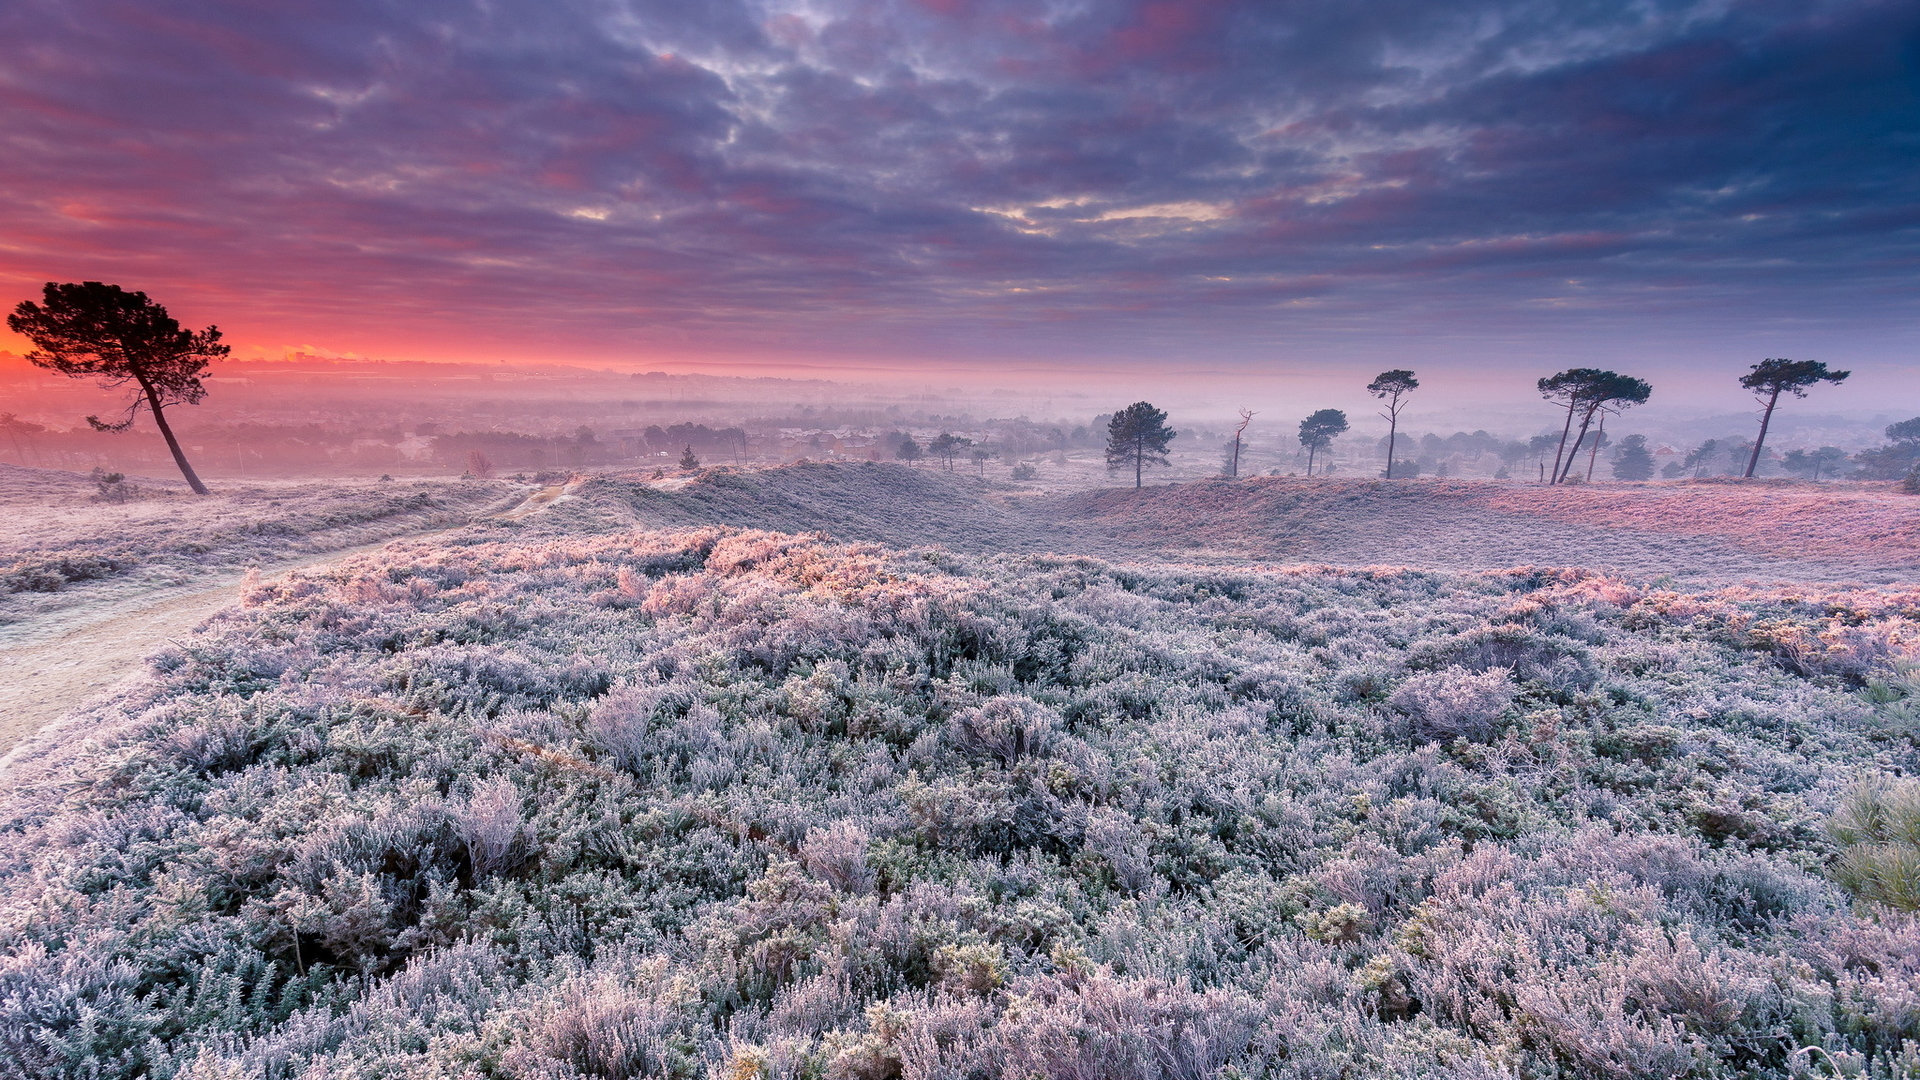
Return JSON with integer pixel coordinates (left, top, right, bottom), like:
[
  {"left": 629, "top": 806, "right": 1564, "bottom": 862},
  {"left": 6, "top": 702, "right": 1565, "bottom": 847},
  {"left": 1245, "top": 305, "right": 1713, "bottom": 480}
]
[
  {"left": 90, "top": 468, "right": 139, "bottom": 503},
  {"left": 1389, "top": 666, "right": 1515, "bottom": 743},
  {"left": 1830, "top": 777, "right": 1920, "bottom": 912}
]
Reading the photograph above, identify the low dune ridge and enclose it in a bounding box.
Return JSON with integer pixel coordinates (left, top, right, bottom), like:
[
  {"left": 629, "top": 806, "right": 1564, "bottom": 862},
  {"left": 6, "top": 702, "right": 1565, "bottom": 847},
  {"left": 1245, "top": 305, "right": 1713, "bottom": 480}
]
[
  {"left": 532, "top": 463, "right": 1920, "bottom": 584},
  {"left": 1030, "top": 475, "right": 1918, "bottom": 581}
]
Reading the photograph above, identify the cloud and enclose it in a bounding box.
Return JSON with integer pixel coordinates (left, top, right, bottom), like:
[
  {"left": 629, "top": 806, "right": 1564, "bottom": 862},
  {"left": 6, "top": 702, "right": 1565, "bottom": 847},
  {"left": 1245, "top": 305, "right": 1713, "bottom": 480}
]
[{"left": 0, "top": 0, "right": 1914, "bottom": 368}]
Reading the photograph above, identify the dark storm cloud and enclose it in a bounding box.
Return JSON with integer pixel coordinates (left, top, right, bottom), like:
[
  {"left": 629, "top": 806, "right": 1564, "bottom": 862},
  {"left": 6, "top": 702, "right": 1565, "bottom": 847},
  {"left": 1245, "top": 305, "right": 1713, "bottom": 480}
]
[{"left": 1, "top": 0, "right": 1914, "bottom": 361}]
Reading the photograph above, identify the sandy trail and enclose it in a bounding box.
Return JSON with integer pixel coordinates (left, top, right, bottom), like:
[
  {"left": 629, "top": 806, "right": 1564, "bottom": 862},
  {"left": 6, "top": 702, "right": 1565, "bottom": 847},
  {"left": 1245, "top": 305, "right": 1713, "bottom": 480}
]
[
  {"left": 0, "top": 483, "right": 568, "bottom": 763},
  {"left": 0, "top": 543, "right": 386, "bottom": 760}
]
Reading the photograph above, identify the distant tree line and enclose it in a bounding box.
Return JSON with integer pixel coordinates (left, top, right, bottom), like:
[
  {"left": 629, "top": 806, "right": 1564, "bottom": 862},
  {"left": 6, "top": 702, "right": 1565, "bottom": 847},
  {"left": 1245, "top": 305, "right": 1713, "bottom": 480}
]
[
  {"left": 5, "top": 280, "right": 1904, "bottom": 492},
  {"left": 1128, "top": 356, "right": 1885, "bottom": 491}
]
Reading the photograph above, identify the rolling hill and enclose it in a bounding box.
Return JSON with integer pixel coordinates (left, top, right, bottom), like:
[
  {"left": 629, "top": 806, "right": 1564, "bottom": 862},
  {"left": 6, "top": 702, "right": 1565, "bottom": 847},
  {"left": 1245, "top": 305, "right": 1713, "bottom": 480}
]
[
  {"left": 538, "top": 463, "right": 1920, "bottom": 584},
  {"left": 4, "top": 461, "right": 1920, "bottom": 1079}
]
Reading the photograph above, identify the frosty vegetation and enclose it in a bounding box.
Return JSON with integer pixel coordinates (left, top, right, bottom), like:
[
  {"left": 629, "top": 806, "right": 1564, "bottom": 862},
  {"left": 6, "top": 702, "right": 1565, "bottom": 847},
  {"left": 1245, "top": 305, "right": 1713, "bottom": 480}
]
[
  {"left": 3, "top": 517, "right": 1919, "bottom": 1079},
  {"left": 0, "top": 464, "right": 509, "bottom": 613}
]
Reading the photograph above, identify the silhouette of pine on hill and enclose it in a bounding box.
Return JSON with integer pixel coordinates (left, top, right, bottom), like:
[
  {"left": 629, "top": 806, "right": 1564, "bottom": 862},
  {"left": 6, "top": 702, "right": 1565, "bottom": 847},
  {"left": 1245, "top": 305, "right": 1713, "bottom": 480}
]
[
  {"left": 1366, "top": 370, "right": 1417, "bottom": 478},
  {"left": 1740, "top": 359, "right": 1849, "bottom": 477},
  {"left": 1298, "top": 409, "right": 1349, "bottom": 478},
  {"left": 1105, "top": 402, "right": 1176, "bottom": 489},
  {"left": 8, "top": 281, "right": 228, "bottom": 494},
  {"left": 1538, "top": 369, "right": 1651, "bottom": 485}
]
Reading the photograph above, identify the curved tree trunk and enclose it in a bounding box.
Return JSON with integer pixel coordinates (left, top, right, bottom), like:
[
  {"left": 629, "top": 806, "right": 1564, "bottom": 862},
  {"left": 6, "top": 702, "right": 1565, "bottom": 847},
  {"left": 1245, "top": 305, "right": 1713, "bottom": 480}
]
[
  {"left": 1745, "top": 389, "right": 1781, "bottom": 478},
  {"left": 141, "top": 379, "right": 209, "bottom": 494},
  {"left": 1549, "top": 401, "right": 1578, "bottom": 485},
  {"left": 1556, "top": 407, "right": 1597, "bottom": 484}
]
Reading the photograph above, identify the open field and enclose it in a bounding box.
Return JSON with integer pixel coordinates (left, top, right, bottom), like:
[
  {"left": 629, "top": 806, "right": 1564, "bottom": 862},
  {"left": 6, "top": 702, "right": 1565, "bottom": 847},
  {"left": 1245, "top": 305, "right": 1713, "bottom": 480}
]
[
  {"left": 537, "top": 463, "right": 1920, "bottom": 584},
  {"left": 0, "top": 465, "right": 517, "bottom": 627},
  {"left": 4, "top": 461, "right": 1920, "bottom": 1079},
  {"left": 1039, "top": 475, "right": 1920, "bottom": 584}
]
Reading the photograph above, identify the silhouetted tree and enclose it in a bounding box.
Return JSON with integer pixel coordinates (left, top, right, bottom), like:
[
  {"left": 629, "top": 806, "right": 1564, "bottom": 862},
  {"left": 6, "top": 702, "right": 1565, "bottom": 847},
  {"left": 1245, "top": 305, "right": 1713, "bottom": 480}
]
[
  {"left": 1228, "top": 409, "right": 1254, "bottom": 478},
  {"left": 895, "top": 434, "right": 923, "bottom": 466},
  {"left": 1681, "top": 439, "right": 1721, "bottom": 478},
  {"left": 1366, "top": 370, "right": 1418, "bottom": 478},
  {"left": 0, "top": 413, "right": 47, "bottom": 466},
  {"left": 929, "top": 432, "right": 971, "bottom": 472},
  {"left": 1538, "top": 369, "right": 1602, "bottom": 484},
  {"left": 1853, "top": 417, "right": 1920, "bottom": 479},
  {"left": 1297, "top": 409, "right": 1349, "bottom": 477},
  {"left": 466, "top": 450, "right": 495, "bottom": 478},
  {"left": 1538, "top": 369, "right": 1651, "bottom": 484},
  {"left": 1740, "top": 358, "right": 1850, "bottom": 477},
  {"left": 1782, "top": 446, "right": 1850, "bottom": 480},
  {"left": 679, "top": 445, "right": 699, "bottom": 469},
  {"left": 8, "top": 281, "right": 228, "bottom": 493},
  {"left": 1610, "top": 434, "right": 1654, "bottom": 480},
  {"left": 969, "top": 446, "right": 994, "bottom": 477},
  {"left": 1105, "top": 401, "right": 1176, "bottom": 488}
]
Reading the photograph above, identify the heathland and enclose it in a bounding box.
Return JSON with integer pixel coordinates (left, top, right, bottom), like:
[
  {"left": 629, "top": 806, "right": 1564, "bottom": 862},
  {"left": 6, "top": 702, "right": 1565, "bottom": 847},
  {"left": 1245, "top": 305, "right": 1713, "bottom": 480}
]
[{"left": 2, "top": 461, "right": 1918, "bottom": 1080}]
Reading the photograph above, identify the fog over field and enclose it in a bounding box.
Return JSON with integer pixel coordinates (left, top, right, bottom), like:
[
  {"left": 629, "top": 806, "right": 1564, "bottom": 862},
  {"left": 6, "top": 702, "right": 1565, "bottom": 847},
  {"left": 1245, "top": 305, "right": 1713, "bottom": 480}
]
[{"left": 4, "top": 356, "right": 1915, "bottom": 491}]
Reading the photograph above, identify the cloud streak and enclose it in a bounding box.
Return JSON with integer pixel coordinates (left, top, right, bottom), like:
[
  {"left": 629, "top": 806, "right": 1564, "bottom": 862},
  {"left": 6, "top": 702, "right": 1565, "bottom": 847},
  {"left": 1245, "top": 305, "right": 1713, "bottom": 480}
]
[{"left": 1, "top": 0, "right": 1914, "bottom": 370}]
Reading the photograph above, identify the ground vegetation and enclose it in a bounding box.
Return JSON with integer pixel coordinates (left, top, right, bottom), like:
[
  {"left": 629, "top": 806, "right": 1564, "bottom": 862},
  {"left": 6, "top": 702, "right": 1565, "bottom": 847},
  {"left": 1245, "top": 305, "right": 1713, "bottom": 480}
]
[{"left": 5, "top": 516, "right": 1920, "bottom": 1079}]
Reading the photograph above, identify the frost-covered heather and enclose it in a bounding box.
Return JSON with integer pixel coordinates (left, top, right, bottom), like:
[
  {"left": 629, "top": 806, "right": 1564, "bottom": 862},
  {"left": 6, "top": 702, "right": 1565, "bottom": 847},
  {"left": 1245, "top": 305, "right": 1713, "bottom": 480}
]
[
  {"left": 576, "top": 463, "right": 1090, "bottom": 556},
  {"left": 3, "top": 528, "right": 1920, "bottom": 1078},
  {"left": 0, "top": 464, "right": 513, "bottom": 606},
  {"left": 1480, "top": 480, "right": 1920, "bottom": 560}
]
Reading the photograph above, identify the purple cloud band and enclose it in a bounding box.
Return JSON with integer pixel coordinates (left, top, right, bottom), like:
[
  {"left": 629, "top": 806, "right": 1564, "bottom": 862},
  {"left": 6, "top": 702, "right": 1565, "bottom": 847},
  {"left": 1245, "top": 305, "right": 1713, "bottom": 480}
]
[{"left": 2, "top": 0, "right": 1914, "bottom": 366}]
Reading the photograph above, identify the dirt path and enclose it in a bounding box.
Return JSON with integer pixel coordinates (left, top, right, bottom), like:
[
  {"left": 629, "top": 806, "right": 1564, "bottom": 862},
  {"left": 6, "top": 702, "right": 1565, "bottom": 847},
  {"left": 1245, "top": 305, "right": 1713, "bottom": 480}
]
[
  {"left": 0, "top": 482, "right": 577, "bottom": 765},
  {"left": 0, "top": 544, "right": 380, "bottom": 761}
]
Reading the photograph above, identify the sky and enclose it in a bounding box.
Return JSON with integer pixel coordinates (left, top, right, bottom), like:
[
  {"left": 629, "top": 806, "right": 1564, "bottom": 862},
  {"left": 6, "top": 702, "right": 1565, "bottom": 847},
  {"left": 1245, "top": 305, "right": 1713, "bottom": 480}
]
[{"left": 2, "top": 0, "right": 1916, "bottom": 402}]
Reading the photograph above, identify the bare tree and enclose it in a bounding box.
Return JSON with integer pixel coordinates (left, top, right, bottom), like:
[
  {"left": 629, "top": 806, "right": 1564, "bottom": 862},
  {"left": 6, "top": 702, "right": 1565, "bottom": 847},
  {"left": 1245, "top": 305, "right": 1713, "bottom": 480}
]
[
  {"left": 8, "top": 281, "right": 228, "bottom": 493},
  {"left": 1740, "top": 359, "right": 1850, "bottom": 477},
  {"left": 1228, "top": 409, "right": 1254, "bottom": 478},
  {"left": 1366, "top": 370, "right": 1418, "bottom": 478}
]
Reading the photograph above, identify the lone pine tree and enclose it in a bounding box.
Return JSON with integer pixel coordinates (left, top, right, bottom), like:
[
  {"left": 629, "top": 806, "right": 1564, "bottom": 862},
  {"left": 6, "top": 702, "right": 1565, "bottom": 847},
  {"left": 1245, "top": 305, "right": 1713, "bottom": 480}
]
[
  {"left": 8, "top": 281, "right": 228, "bottom": 494},
  {"left": 1297, "top": 408, "right": 1349, "bottom": 477},
  {"left": 1105, "top": 401, "right": 1176, "bottom": 488},
  {"left": 1740, "top": 358, "right": 1850, "bottom": 478},
  {"left": 1366, "top": 370, "right": 1418, "bottom": 478},
  {"left": 1611, "top": 434, "right": 1655, "bottom": 481}
]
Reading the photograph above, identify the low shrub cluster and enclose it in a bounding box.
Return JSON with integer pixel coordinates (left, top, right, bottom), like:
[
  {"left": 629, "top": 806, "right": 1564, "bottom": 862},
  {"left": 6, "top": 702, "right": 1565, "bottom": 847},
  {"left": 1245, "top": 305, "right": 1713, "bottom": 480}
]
[
  {"left": 0, "top": 551, "right": 130, "bottom": 593},
  {"left": 0, "top": 471, "right": 511, "bottom": 606},
  {"left": 2, "top": 528, "right": 1918, "bottom": 1078}
]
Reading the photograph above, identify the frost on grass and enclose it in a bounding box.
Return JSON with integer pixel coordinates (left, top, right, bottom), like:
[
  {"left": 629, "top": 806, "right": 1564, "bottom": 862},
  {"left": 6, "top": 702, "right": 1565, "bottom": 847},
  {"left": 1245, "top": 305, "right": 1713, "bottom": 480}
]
[
  {"left": 3, "top": 528, "right": 1920, "bottom": 1078},
  {"left": 0, "top": 464, "right": 510, "bottom": 606}
]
